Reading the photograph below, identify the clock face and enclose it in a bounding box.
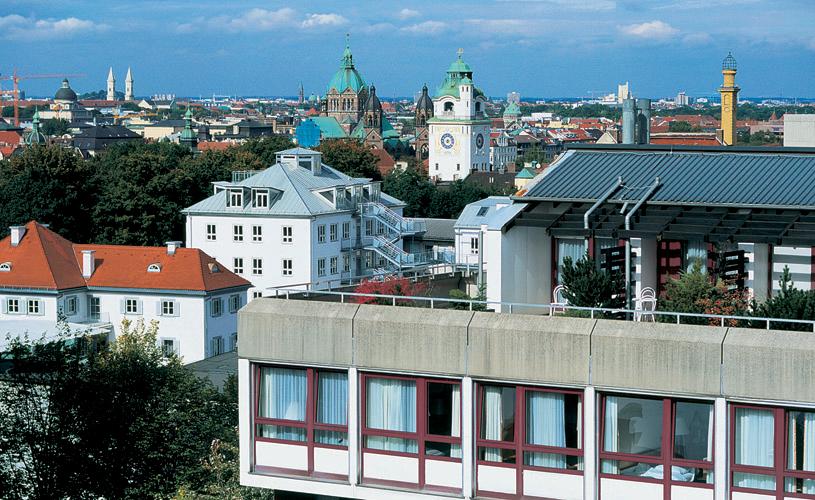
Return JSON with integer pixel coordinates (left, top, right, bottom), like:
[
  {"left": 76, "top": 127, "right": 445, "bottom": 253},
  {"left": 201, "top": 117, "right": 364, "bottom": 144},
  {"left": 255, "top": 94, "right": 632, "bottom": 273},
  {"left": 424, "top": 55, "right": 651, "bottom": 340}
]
[
  {"left": 476, "top": 133, "right": 484, "bottom": 149},
  {"left": 440, "top": 133, "right": 455, "bottom": 149}
]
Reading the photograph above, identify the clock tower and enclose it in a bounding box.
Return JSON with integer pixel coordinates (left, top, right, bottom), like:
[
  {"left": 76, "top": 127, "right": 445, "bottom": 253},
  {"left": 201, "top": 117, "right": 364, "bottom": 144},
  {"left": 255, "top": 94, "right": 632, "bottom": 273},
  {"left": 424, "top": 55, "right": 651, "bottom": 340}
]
[{"left": 428, "top": 49, "right": 490, "bottom": 182}]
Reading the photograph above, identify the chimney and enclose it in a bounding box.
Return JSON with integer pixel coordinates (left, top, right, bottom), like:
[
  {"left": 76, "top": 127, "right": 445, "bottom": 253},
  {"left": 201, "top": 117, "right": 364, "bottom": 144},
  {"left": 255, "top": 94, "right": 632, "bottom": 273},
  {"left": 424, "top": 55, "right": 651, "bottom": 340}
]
[
  {"left": 622, "top": 98, "right": 636, "bottom": 144},
  {"left": 82, "top": 250, "right": 96, "bottom": 278},
  {"left": 166, "top": 241, "right": 182, "bottom": 255},
  {"left": 9, "top": 226, "right": 26, "bottom": 247},
  {"left": 311, "top": 152, "right": 322, "bottom": 176},
  {"left": 636, "top": 98, "right": 652, "bottom": 145}
]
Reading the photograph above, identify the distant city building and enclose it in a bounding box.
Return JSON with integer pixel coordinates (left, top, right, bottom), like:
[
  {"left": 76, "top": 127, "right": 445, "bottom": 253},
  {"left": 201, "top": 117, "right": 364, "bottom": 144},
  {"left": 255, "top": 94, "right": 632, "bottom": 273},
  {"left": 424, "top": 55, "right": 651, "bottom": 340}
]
[
  {"left": 784, "top": 114, "right": 815, "bottom": 147},
  {"left": 38, "top": 79, "right": 93, "bottom": 124},
  {"left": 0, "top": 120, "right": 23, "bottom": 159},
  {"left": 490, "top": 130, "right": 517, "bottom": 172},
  {"left": 73, "top": 124, "right": 142, "bottom": 157},
  {"left": 298, "top": 81, "right": 304, "bottom": 105},
  {"left": 676, "top": 91, "right": 690, "bottom": 106},
  {"left": 414, "top": 84, "right": 433, "bottom": 164},
  {"left": 507, "top": 91, "right": 520, "bottom": 104},
  {"left": 428, "top": 50, "right": 491, "bottom": 182},
  {"left": 617, "top": 81, "right": 631, "bottom": 103}
]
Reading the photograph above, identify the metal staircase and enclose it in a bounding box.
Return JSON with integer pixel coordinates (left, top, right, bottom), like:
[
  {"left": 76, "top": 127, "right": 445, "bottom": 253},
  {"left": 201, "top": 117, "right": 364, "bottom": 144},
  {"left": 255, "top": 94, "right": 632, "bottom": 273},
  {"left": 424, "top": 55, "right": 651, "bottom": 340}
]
[
  {"left": 359, "top": 202, "right": 429, "bottom": 270},
  {"left": 360, "top": 202, "right": 426, "bottom": 235}
]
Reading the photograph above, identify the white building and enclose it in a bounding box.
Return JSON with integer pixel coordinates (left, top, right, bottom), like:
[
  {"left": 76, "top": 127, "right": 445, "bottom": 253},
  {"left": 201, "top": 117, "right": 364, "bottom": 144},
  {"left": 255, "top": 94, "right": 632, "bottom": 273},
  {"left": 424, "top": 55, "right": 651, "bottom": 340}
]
[
  {"left": 428, "top": 51, "right": 491, "bottom": 182},
  {"left": 490, "top": 131, "right": 518, "bottom": 172},
  {"left": 0, "top": 222, "right": 250, "bottom": 362},
  {"left": 183, "top": 147, "right": 426, "bottom": 296},
  {"left": 676, "top": 91, "right": 690, "bottom": 106},
  {"left": 453, "top": 196, "right": 510, "bottom": 270},
  {"left": 784, "top": 114, "right": 815, "bottom": 147}
]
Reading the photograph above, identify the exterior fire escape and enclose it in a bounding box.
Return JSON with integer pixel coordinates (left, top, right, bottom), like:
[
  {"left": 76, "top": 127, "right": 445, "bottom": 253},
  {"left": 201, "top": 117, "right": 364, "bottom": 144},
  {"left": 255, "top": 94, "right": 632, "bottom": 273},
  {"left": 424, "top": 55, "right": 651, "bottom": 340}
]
[{"left": 359, "top": 202, "right": 428, "bottom": 270}]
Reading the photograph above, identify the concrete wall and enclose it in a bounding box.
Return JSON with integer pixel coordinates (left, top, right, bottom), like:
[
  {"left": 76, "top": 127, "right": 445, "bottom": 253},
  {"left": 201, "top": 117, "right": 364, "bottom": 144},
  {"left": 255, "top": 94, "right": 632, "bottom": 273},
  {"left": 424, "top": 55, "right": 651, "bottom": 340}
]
[
  {"left": 240, "top": 298, "right": 815, "bottom": 405},
  {"left": 784, "top": 114, "right": 815, "bottom": 147}
]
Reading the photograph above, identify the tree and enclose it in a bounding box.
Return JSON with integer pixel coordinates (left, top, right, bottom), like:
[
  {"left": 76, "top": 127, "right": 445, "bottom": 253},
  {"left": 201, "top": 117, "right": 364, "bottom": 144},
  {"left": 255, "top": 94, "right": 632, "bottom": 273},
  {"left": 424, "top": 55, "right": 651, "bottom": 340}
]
[
  {"left": 353, "top": 277, "right": 427, "bottom": 305},
  {"left": 659, "top": 260, "right": 747, "bottom": 325},
  {"left": 317, "top": 139, "right": 380, "bottom": 179},
  {"left": 0, "top": 144, "right": 96, "bottom": 241},
  {"left": 560, "top": 255, "right": 625, "bottom": 310},
  {"left": 40, "top": 118, "right": 70, "bottom": 137},
  {"left": 751, "top": 266, "right": 815, "bottom": 330},
  {"left": 668, "top": 120, "right": 694, "bottom": 133},
  {"left": 381, "top": 168, "right": 435, "bottom": 217},
  {"left": 235, "top": 135, "right": 295, "bottom": 165}
]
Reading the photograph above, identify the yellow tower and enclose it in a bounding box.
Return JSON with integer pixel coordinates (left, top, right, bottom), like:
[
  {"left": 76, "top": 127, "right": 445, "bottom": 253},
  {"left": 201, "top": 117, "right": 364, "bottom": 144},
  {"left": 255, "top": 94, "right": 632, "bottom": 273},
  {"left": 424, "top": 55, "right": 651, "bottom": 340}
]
[{"left": 718, "top": 52, "right": 740, "bottom": 146}]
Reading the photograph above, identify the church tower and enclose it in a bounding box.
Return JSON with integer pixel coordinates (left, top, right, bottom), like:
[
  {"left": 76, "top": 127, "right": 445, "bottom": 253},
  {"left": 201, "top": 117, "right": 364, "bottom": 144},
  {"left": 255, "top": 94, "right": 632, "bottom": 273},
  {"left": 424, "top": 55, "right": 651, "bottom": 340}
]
[
  {"left": 718, "top": 52, "right": 739, "bottom": 146},
  {"left": 414, "top": 84, "right": 433, "bottom": 165},
  {"left": 125, "top": 67, "right": 134, "bottom": 101},
  {"left": 427, "top": 49, "right": 490, "bottom": 182},
  {"left": 298, "top": 82, "right": 304, "bottom": 105},
  {"left": 361, "top": 84, "right": 383, "bottom": 149},
  {"left": 323, "top": 34, "right": 368, "bottom": 132},
  {"left": 107, "top": 67, "right": 116, "bottom": 101}
]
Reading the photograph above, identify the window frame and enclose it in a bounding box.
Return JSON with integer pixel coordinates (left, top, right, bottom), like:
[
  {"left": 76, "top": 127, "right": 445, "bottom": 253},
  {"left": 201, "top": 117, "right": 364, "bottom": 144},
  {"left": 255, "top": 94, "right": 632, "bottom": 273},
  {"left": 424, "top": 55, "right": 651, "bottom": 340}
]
[
  {"left": 471, "top": 236, "right": 479, "bottom": 254},
  {"left": 206, "top": 224, "right": 216, "bottom": 241},
  {"left": 6, "top": 297, "right": 20, "bottom": 314},
  {"left": 88, "top": 296, "right": 101, "bottom": 320},
  {"left": 329, "top": 223, "right": 338, "bottom": 242},
  {"left": 317, "top": 258, "right": 326, "bottom": 277},
  {"left": 342, "top": 221, "right": 351, "bottom": 240},
  {"left": 360, "top": 373, "right": 463, "bottom": 491},
  {"left": 252, "top": 258, "right": 263, "bottom": 276},
  {"left": 228, "top": 294, "right": 240, "bottom": 313},
  {"left": 65, "top": 295, "right": 77, "bottom": 316},
  {"left": 27, "top": 299, "right": 43, "bottom": 315},
  {"left": 124, "top": 297, "right": 139, "bottom": 315},
  {"left": 329, "top": 256, "right": 338, "bottom": 275},
  {"left": 282, "top": 258, "right": 293, "bottom": 276},
  {"left": 160, "top": 299, "right": 176, "bottom": 316},
  {"left": 317, "top": 224, "right": 326, "bottom": 243},
  {"left": 598, "top": 394, "right": 715, "bottom": 491},
  {"left": 233, "top": 257, "right": 244, "bottom": 274},
  {"left": 210, "top": 297, "right": 223, "bottom": 317},
  {"left": 252, "top": 225, "right": 262, "bottom": 242},
  {"left": 253, "top": 189, "right": 269, "bottom": 208},
  {"left": 282, "top": 225, "right": 293, "bottom": 244},
  {"left": 233, "top": 224, "right": 244, "bottom": 242}
]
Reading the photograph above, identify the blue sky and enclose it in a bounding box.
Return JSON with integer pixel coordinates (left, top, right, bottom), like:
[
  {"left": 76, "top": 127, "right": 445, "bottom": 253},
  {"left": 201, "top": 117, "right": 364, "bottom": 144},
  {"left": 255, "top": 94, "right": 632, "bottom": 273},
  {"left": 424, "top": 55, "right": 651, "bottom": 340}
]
[{"left": 2, "top": 0, "right": 814, "bottom": 99}]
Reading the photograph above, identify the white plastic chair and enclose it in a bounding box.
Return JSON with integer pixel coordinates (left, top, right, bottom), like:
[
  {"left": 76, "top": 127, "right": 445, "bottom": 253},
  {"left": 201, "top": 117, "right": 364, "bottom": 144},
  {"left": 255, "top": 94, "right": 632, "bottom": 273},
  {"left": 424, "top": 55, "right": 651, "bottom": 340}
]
[
  {"left": 635, "top": 287, "right": 657, "bottom": 322},
  {"left": 550, "top": 285, "right": 569, "bottom": 316}
]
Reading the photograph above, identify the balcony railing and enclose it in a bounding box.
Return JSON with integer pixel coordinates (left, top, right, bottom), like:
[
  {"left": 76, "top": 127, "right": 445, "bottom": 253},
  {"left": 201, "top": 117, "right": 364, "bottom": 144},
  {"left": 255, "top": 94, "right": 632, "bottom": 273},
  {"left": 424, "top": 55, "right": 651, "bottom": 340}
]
[{"left": 266, "top": 288, "right": 815, "bottom": 332}]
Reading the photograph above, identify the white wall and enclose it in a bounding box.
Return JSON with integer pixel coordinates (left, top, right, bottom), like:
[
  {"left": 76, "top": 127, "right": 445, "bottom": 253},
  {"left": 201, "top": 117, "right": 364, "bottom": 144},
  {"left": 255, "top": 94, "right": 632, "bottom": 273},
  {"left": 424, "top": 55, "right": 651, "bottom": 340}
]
[
  {"left": 784, "top": 114, "right": 815, "bottom": 147},
  {"left": 485, "top": 224, "right": 551, "bottom": 313},
  {"left": 0, "top": 293, "right": 60, "bottom": 322}
]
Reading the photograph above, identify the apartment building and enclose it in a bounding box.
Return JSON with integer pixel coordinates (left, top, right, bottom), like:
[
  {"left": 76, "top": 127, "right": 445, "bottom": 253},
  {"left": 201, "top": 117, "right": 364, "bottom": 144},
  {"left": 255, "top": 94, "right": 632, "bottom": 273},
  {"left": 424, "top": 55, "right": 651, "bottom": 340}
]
[
  {"left": 184, "top": 147, "right": 427, "bottom": 296},
  {"left": 454, "top": 196, "right": 511, "bottom": 269},
  {"left": 237, "top": 298, "right": 815, "bottom": 500},
  {"left": 0, "top": 221, "right": 250, "bottom": 362}
]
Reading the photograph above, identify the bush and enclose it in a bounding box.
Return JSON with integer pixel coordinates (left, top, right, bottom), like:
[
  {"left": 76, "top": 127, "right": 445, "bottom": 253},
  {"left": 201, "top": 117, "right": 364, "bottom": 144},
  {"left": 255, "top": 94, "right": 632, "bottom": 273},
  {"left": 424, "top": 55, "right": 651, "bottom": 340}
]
[
  {"left": 751, "top": 266, "right": 815, "bottom": 330},
  {"left": 560, "top": 255, "right": 624, "bottom": 310},
  {"left": 353, "top": 277, "right": 427, "bottom": 306},
  {"left": 659, "top": 260, "right": 748, "bottom": 325},
  {"left": 448, "top": 284, "right": 487, "bottom": 311}
]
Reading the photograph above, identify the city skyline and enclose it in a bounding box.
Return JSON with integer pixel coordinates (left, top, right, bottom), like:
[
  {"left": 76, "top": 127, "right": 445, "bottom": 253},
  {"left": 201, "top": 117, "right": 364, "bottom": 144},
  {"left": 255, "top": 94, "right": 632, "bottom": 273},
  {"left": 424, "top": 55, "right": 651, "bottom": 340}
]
[{"left": 2, "top": 0, "right": 814, "bottom": 99}]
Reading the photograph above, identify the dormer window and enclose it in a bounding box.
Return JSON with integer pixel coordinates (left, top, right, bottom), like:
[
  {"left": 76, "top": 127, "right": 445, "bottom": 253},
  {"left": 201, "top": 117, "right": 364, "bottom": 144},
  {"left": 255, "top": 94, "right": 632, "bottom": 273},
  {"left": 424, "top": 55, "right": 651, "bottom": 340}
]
[
  {"left": 147, "top": 263, "right": 162, "bottom": 273},
  {"left": 208, "top": 262, "right": 221, "bottom": 273},
  {"left": 0, "top": 262, "right": 10, "bottom": 272},
  {"left": 227, "top": 189, "right": 243, "bottom": 208},
  {"left": 253, "top": 189, "right": 269, "bottom": 208}
]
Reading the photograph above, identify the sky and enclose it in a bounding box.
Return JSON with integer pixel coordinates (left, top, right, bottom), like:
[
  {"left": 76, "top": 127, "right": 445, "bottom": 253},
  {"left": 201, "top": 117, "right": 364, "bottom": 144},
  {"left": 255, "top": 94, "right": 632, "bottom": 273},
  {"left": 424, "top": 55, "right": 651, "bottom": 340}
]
[{"left": 2, "top": 0, "right": 814, "bottom": 99}]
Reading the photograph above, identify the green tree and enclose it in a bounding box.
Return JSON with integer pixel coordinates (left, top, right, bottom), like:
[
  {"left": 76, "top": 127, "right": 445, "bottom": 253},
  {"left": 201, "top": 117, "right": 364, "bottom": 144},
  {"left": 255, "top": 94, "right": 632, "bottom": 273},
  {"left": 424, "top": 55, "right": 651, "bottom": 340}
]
[
  {"left": 382, "top": 168, "right": 435, "bottom": 217},
  {"left": 668, "top": 120, "right": 694, "bottom": 133},
  {"left": 751, "top": 266, "right": 815, "bottom": 330},
  {"left": 317, "top": 139, "right": 380, "bottom": 179},
  {"left": 235, "top": 135, "right": 294, "bottom": 165},
  {"left": 0, "top": 144, "right": 96, "bottom": 241},
  {"left": 560, "top": 255, "right": 625, "bottom": 310},
  {"left": 40, "top": 118, "right": 70, "bottom": 137}
]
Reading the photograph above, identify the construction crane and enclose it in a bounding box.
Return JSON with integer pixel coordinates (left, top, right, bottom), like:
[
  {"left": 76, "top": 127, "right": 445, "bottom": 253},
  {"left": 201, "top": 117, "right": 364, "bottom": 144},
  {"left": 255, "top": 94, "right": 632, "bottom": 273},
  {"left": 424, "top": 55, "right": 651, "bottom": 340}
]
[
  {"left": 112, "top": 110, "right": 157, "bottom": 124},
  {"left": 0, "top": 70, "right": 85, "bottom": 126}
]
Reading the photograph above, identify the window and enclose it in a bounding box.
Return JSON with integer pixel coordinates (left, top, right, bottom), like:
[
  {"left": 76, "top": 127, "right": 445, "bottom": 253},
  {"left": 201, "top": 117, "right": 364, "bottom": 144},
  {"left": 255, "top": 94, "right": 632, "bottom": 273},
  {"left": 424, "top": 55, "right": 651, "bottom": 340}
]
[
  {"left": 5, "top": 298, "right": 20, "bottom": 314},
  {"left": 317, "top": 258, "right": 326, "bottom": 277},
  {"left": 89, "top": 296, "right": 101, "bottom": 320},
  {"left": 233, "top": 225, "right": 244, "bottom": 242},
  {"left": 0, "top": 262, "right": 10, "bottom": 272},
  {"left": 282, "top": 259, "right": 293, "bottom": 276},
  {"left": 471, "top": 236, "right": 479, "bottom": 254},
  {"left": 731, "top": 405, "right": 815, "bottom": 496},
  {"left": 65, "top": 296, "right": 77, "bottom": 316},
  {"left": 147, "top": 263, "right": 161, "bottom": 273},
  {"left": 124, "top": 298, "right": 140, "bottom": 315},
  {"left": 282, "top": 226, "right": 293, "bottom": 243},
  {"left": 252, "top": 291, "right": 263, "bottom": 299},
  {"left": 252, "top": 225, "right": 262, "bottom": 242},
  {"left": 233, "top": 257, "right": 243, "bottom": 274},
  {"left": 342, "top": 253, "right": 350, "bottom": 273},
  {"left": 477, "top": 206, "right": 489, "bottom": 217},
  {"left": 255, "top": 366, "right": 348, "bottom": 454},
  {"left": 161, "top": 338, "right": 177, "bottom": 357},
  {"left": 330, "top": 256, "right": 338, "bottom": 275},
  {"left": 318, "top": 225, "right": 326, "bottom": 243},
  {"left": 477, "top": 384, "right": 582, "bottom": 480},
  {"left": 206, "top": 224, "right": 216, "bottom": 241},
  {"left": 252, "top": 258, "right": 263, "bottom": 275},
  {"left": 329, "top": 224, "right": 338, "bottom": 242},
  {"left": 229, "top": 294, "right": 241, "bottom": 313},
  {"left": 342, "top": 222, "right": 350, "bottom": 240},
  {"left": 160, "top": 300, "right": 177, "bottom": 316},
  {"left": 253, "top": 189, "right": 269, "bottom": 208},
  {"left": 230, "top": 332, "right": 238, "bottom": 351},
  {"left": 228, "top": 189, "right": 243, "bottom": 208},
  {"left": 210, "top": 298, "right": 223, "bottom": 317},
  {"left": 210, "top": 336, "right": 225, "bottom": 356},
  {"left": 600, "top": 395, "right": 713, "bottom": 486},
  {"left": 365, "top": 219, "right": 373, "bottom": 236}
]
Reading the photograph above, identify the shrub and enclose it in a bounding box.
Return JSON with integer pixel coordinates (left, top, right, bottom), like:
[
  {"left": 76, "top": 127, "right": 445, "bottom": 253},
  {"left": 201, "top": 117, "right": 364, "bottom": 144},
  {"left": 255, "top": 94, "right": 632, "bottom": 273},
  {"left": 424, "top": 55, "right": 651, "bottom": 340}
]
[
  {"left": 751, "top": 266, "right": 815, "bottom": 330},
  {"left": 448, "top": 284, "right": 487, "bottom": 311},
  {"left": 352, "top": 277, "right": 427, "bottom": 306},
  {"left": 659, "top": 261, "right": 748, "bottom": 325},
  {"left": 560, "top": 255, "right": 624, "bottom": 310}
]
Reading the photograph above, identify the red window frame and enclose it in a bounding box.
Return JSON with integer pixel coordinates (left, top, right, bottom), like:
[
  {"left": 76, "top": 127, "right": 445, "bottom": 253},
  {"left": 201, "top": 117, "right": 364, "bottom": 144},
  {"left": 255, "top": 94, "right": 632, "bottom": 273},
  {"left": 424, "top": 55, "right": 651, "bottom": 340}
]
[
  {"left": 730, "top": 404, "right": 815, "bottom": 499},
  {"left": 598, "top": 395, "right": 714, "bottom": 499},
  {"left": 475, "top": 383, "right": 584, "bottom": 499},
  {"left": 360, "top": 373, "right": 462, "bottom": 492},
  {"left": 252, "top": 364, "right": 348, "bottom": 479}
]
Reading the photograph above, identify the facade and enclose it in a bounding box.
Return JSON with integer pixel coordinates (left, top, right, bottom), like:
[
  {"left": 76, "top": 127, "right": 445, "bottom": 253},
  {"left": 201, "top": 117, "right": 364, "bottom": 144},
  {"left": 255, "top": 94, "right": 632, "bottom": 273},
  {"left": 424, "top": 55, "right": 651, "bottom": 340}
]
[
  {"left": 428, "top": 51, "right": 491, "bottom": 182},
  {"left": 38, "top": 79, "right": 93, "bottom": 124},
  {"left": 784, "top": 115, "right": 815, "bottom": 147},
  {"left": 238, "top": 297, "right": 815, "bottom": 500},
  {"left": 490, "top": 131, "right": 518, "bottom": 172},
  {"left": 183, "top": 148, "right": 428, "bottom": 296},
  {"left": 454, "top": 196, "right": 511, "bottom": 269},
  {"left": 718, "top": 53, "right": 740, "bottom": 146},
  {"left": 0, "top": 222, "right": 250, "bottom": 362}
]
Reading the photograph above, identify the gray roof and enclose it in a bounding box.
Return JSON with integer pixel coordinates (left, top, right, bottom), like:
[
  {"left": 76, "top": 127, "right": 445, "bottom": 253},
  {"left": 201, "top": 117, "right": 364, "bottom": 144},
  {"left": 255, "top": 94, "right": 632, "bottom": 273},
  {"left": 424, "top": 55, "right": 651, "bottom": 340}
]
[
  {"left": 184, "top": 160, "right": 401, "bottom": 217},
  {"left": 414, "top": 218, "right": 455, "bottom": 242},
  {"left": 145, "top": 119, "right": 186, "bottom": 128},
  {"left": 455, "top": 196, "right": 513, "bottom": 229},
  {"left": 521, "top": 145, "right": 815, "bottom": 210}
]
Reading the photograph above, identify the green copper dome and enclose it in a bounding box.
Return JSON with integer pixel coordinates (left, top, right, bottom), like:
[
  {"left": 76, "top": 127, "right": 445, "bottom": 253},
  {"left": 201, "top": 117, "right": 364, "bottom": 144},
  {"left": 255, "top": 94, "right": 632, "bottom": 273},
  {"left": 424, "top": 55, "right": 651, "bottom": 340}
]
[
  {"left": 503, "top": 101, "right": 520, "bottom": 117},
  {"left": 25, "top": 108, "right": 46, "bottom": 145},
  {"left": 326, "top": 37, "right": 367, "bottom": 94},
  {"left": 435, "top": 50, "right": 483, "bottom": 99}
]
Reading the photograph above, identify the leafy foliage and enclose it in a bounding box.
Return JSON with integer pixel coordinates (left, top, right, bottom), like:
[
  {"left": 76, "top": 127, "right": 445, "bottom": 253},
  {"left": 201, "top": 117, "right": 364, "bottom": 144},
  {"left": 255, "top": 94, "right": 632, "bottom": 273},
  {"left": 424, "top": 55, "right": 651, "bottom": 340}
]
[
  {"left": 353, "top": 277, "right": 427, "bottom": 305},
  {"left": 668, "top": 120, "right": 702, "bottom": 133},
  {"left": 659, "top": 260, "right": 748, "bottom": 325},
  {"left": 751, "top": 266, "right": 815, "bottom": 330},
  {"left": 316, "top": 139, "right": 380, "bottom": 180},
  {"left": 40, "top": 118, "right": 70, "bottom": 137},
  {"left": 560, "top": 255, "right": 625, "bottom": 309},
  {"left": 449, "top": 284, "right": 487, "bottom": 311}
]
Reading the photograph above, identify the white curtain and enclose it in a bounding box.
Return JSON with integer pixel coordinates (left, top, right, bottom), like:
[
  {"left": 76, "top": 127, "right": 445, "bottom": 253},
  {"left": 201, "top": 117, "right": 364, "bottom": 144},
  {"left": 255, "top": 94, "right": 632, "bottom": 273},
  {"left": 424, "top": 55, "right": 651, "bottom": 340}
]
[
  {"left": 316, "top": 372, "right": 348, "bottom": 445},
  {"left": 602, "top": 396, "right": 619, "bottom": 473},
  {"left": 450, "top": 385, "right": 462, "bottom": 458},
  {"left": 686, "top": 240, "right": 708, "bottom": 272},
  {"left": 483, "top": 386, "right": 504, "bottom": 462},
  {"left": 366, "top": 378, "right": 417, "bottom": 453},
  {"left": 258, "top": 367, "right": 307, "bottom": 441},
  {"left": 558, "top": 239, "right": 585, "bottom": 282},
  {"left": 706, "top": 405, "right": 715, "bottom": 484},
  {"left": 526, "top": 392, "right": 567, "bottom": 469},
  {"left": 734, "top": 408, "right": 775, "bottom": 490}
]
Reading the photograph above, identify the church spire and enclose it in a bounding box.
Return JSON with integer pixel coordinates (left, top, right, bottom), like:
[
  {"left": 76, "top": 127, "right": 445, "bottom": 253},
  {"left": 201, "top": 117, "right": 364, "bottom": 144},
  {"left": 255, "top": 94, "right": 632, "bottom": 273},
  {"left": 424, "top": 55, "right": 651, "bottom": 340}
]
[
  {"left": 107, "top": 67, "right": 116, "bottom": 101},
  {"left": 341, "top": 33, "right": 353, "bottom": 69}
]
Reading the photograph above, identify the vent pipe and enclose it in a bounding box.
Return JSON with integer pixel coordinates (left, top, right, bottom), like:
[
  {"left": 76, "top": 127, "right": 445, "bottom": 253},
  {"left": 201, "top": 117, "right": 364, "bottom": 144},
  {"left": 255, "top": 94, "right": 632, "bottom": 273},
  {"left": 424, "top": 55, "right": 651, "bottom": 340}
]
[
  {"left": 166, "top": 241, "right": 182, "bottom": 255},
  {"left": 622, "top": 99, "right": 636, "bottom": 144},
  {"left": 636, "top": 98, "right": 652, "bottom": 145},
  {"left": 9, "top": 226, "right": 26, "bottom": 247}
]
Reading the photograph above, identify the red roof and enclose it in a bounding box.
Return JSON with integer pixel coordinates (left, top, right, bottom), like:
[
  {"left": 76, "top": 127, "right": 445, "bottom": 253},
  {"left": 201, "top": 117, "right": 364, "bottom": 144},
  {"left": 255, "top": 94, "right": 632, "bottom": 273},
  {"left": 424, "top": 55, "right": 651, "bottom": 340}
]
[
  {"left": 370, "top": 147, "right": 396, "bottom": 177},
  {"left": 0, "top": 222, "right": 250, "bottom": 292},
  {"left": 198, "top": 141, "right": 234, "bottom": 151},
  {"left": 650, "top": 133, "right": 723, "bottom": 146}
]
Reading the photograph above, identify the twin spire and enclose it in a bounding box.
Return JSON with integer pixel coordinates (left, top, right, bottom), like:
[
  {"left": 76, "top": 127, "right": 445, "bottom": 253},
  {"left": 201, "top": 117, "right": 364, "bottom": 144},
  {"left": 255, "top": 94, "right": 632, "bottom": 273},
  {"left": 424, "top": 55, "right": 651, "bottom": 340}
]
[{"left": 106, "top": 66, "right": 134, "bottom": 101}]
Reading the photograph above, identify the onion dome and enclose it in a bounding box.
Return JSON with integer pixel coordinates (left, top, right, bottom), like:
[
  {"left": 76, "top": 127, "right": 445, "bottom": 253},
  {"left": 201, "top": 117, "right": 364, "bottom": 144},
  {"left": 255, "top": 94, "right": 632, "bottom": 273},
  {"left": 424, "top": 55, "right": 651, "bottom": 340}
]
[
  {"left": 416, "top": 84, "right": 433, "bottom": 112},
  {"left": 54, "top": 79, "right": 77, "bottom": 102},
  {"left": 364, "top": 84, "right": 381, "bottom": 112}
]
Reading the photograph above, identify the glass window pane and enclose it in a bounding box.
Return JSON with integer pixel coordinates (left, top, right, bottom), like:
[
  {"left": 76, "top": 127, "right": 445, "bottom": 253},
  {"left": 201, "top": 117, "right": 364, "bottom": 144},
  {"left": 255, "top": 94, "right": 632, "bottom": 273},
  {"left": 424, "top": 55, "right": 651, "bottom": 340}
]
[
  {"left": 426, "top": 441, "right": 462, "bottom": 458},
  {"left": 258, "top": 367, "right": 307, "bottom": 421},
  {"left": 316, "top": 372, "right": 347, "bottom": 426},
  {"left": 479, "top": 447, "right": 515, "bottom": 463},
  {"left": 525, "top": 452, "right": 583, "bottom": 471},
  {"left": 734, "top": 472, "right": 775, "bottom": 490},
  {"left": 427, "top": 383, "right": 460, "bottom": 437},
  {"left": 674, "top": 401, "right": 713, "bottom": 461},
  {"left": 366, "top": 377, "right": 416, "bottom": 433},
  {"left": 734, "top": 407, "right": 774, "bottom": 467},
  {"left": 785, "top": 477, "right": 815, "bottom": 495},
  {"left": 480, "top": 385, "right": 515, "bottom": 442},
  {"left": 315, "top": 430, "right": 347, "bottom": 447},
  {"left": 257, "top": 424, "right": 306, "bottom": 442},
  {"left": 526, "top": 391, "right": 581, "bottom": 449},
  {"left": 787, "top": 410, "right": 815, "bottom": 472},
  {"left": 601, "top": 460, "right": 660, "bottom": 477},
  {"left": 365, "top": 436, "right": 418, "bottom": 453},
  {"left": 603, "top": 396, "right": 663, "bottom": 456}
]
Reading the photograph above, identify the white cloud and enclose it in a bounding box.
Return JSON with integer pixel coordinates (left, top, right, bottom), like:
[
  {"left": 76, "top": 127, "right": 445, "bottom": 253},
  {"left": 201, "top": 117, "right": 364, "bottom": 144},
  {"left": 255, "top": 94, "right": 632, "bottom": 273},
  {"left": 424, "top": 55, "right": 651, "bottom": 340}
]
[
  {"left": 619, "top": 20, "right": 679, "bottom": 40},
  {"left": 401, "top": 20, "right": 447, "bottom": 35},
  {"left": 0, "top": 14, "right": 106, "bottom": 40},
  {"left": 225, "top": 8, "right": 296, "bottom": 31},
  {"left": 301, "top": 13, "right": 348, "bottom": 29},
  {"left": 397, "top": 8, "right": 421, "bottom": 20}
]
